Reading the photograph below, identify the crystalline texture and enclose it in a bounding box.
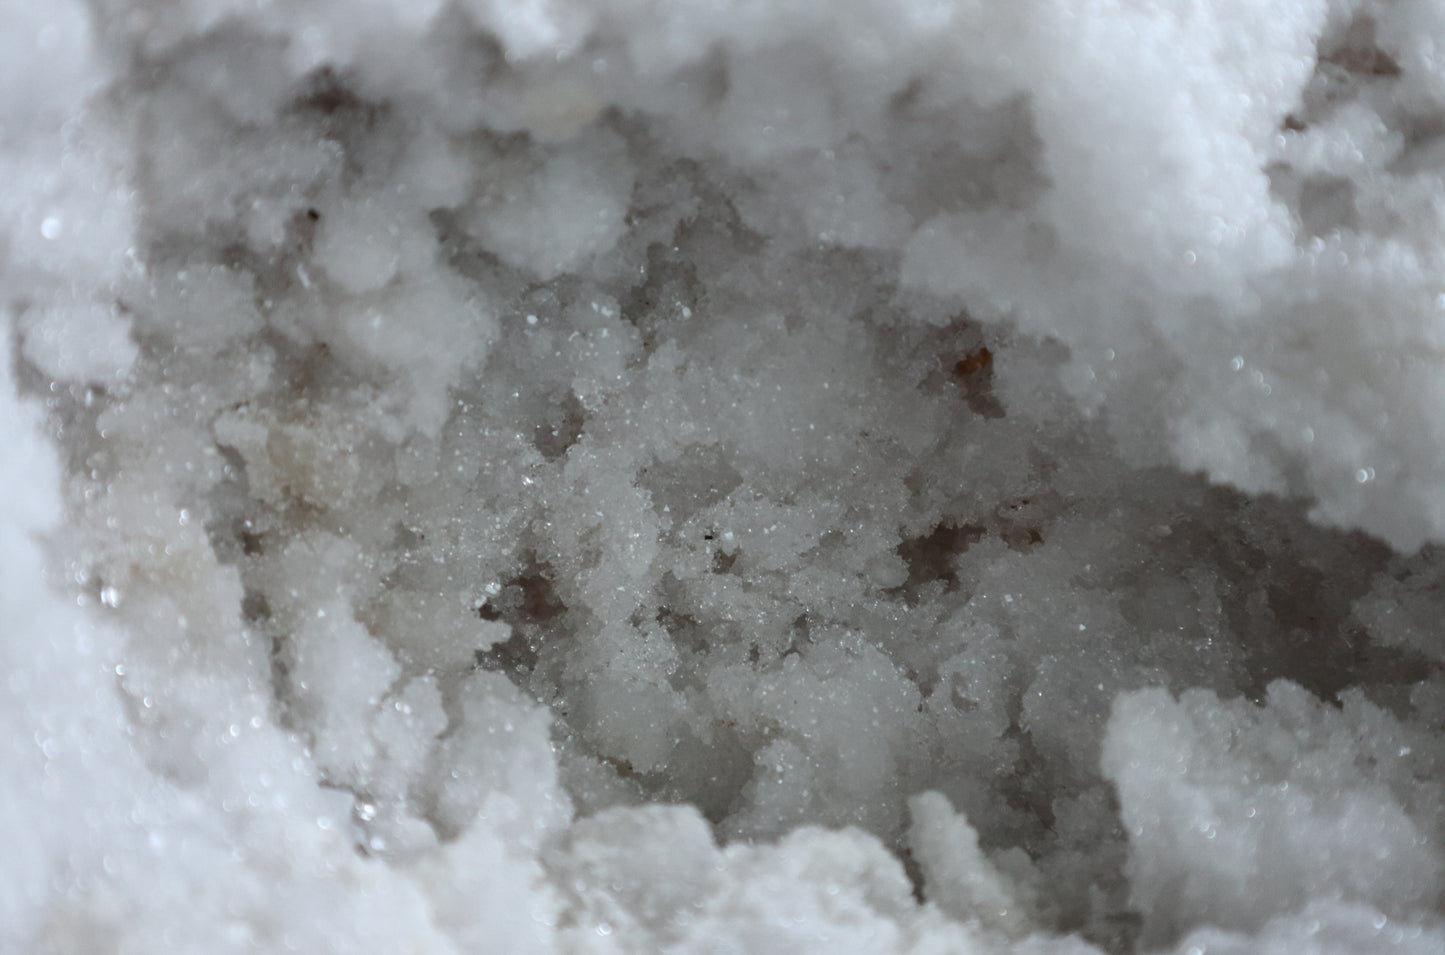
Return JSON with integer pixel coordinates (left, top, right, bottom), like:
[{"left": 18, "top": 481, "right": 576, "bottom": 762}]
[{"left": 2, "top": 1, "right": 1445, "bottom": 953}]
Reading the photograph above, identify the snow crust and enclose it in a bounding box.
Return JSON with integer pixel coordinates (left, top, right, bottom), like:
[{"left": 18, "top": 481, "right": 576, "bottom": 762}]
[{"left": 4, "top": 0, "right": 1445, "bottom": 952}]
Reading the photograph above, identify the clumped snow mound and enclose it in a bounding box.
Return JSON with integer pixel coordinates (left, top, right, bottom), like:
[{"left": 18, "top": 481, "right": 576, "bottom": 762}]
[{"left": 4, "top": 0, "right": 1445, "bottom": 952}]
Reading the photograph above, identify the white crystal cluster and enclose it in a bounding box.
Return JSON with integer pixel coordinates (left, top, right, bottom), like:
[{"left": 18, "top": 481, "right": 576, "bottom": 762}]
[{"left": 4, "top": 0, "right": 1445, "bottom": 952}]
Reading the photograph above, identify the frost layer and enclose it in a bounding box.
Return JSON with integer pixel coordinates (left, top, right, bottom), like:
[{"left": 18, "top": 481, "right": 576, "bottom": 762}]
[{"left": 4, "top": 0, "right": 1445, "bottom": 953}]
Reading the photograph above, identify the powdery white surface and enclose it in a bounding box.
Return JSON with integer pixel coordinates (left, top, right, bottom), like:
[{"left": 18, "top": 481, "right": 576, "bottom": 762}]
[{"left": 3, "top": 0, "right": 1445, "bottom": 952}]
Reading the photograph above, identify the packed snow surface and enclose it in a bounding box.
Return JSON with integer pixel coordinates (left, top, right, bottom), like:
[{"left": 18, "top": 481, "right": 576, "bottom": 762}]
[{"left": 5, "top": 0, "right": 1445, "bottom": 952}]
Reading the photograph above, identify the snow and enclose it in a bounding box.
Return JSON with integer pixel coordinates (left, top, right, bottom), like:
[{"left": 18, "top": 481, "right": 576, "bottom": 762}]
[{"left": 2, "top": 0, "right": 1445, "bottom": 952}]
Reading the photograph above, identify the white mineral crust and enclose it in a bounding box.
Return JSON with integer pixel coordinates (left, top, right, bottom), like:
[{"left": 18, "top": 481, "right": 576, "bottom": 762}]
[{"left": 3, "top": 0, "right": 1445, "bottom": 952}]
